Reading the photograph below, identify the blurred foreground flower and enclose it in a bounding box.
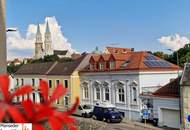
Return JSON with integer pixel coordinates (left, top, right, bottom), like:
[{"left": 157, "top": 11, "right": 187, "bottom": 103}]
[{"left": 0, "top": 75, "right": 79, "bottom": 130}]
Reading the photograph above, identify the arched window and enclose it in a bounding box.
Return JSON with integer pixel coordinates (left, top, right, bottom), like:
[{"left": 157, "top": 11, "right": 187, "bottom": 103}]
[
  {"left": 95, "top": 87, "right": 100, "bottom": 100},
  {"left": 132, "top": 87, "right": 137, "bottom": 102},
  {"left": 118, "top": 87, "right": 125, "bottom": 102},
  {"left": 83, "top": 86, "right": 89, "bottom": 99},
  {"left": 105, "top": 87, "right": 110, "bottom": 101}
]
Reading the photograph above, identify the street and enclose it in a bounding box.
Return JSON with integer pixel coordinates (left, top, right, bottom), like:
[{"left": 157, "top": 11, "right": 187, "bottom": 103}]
[{"left": 74, "top": 116, "right": 159, "bottom": 130}]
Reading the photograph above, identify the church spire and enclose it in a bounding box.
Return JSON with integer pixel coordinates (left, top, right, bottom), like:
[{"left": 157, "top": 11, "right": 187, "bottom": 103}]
[
  {"left": 44, "top": 20, "right": 53, "bottom": 56},
  {"left": 45, "top": 20, "right": 50, "bottom": 33},
  {"left": 36, "top": 24, "right": 42, "bottom": 43},
  {"left": 37, "top": 24, "right": 41, "bottom": 35},
  {"left": 35, "top": 24, "right": 43, "bottom": 59}
]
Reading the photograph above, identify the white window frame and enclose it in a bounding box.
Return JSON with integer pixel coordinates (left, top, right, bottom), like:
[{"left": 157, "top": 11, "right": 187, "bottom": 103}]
[
  {"left": 104, "top": 87, "right": 110, "bottom": 101},
  {"left": 130, "top": 81, "right": 138, "bottom": 105},
  {"left": 118, "top": 86, "right": 125, "bottom": 103},
  {"left": 32, "top": 79, "right": 35, "bottom": 86},
  {"left": 99, "top": 62, "right": 104, "bottom": 70},
  {"left": 83, "top": 86, "right": 89, "bottom": 99},
  {"left": 95, "top": 87, "right": 101, "bottom": 101},
  {"left": 21, "top": 79, "right": 24, "bottom": 86},
  {"left": 64, "top": 96, "right": 69, "bottom": 106},
  {"left": 90, "top": 64, "right": 94, "bottom": 70},
  {"left": 64, "top": 80, "right": 68, "bottom": 88},
  {"left": 49, "top": 80, "right": 52, "bottom": 88},
  {"left": 56, "top": 80, "right": 60, "bottom": 86},
  {"left": 16, "top": 79, "right": 19, "bottom": 86},
  {"left": 131, "top": 86, "right": 138, "bottom": 105},
  {"left": 110, "top": 61, "right": 116, "bottom": 69}
]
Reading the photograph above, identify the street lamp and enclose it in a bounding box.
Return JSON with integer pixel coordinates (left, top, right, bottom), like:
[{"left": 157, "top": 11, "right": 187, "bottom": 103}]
[{"left": 6, "top": 28, "right": 17, "bottom": 32}]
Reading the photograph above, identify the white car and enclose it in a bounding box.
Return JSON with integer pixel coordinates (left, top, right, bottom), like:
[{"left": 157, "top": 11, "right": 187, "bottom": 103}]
[{"left": 75, "top": 104, "right": 93, "bottom": 118}]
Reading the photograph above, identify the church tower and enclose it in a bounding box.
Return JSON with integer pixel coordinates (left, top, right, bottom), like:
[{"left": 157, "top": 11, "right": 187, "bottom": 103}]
[
  {"left": 35, "top": 24, "right": 43, "bottom": 59},
  {"left": 44, "top": 21, "right": 53, "bottom": 56}
]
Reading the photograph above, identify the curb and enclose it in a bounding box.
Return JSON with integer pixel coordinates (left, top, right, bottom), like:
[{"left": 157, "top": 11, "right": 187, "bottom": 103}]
[{"left": 122, "top": 120, "right": 163, "bottom": 130}]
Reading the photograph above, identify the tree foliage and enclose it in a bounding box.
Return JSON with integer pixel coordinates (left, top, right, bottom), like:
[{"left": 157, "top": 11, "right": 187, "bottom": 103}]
[
  {"left": 153, "top": 44, "right": 190, "bottom": 67},
  {"left": 7, "top": 55, "right": 74, "bottom": 74}
]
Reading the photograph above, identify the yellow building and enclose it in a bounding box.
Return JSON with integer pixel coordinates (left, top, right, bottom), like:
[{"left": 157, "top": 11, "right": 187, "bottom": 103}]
[{"left": 14, "top": 54, "right": 91, "bottom": 109}]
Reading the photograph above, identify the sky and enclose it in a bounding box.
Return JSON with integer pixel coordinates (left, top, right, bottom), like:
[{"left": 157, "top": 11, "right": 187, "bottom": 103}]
[{"left": 6, "top": 0, "right": 190, "bottom": 60}]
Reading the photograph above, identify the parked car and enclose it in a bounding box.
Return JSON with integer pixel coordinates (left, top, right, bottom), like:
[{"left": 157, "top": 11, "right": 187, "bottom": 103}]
[
  {"left": 75, "top": 104, "right": 93, "bottom": 118},
  {"left": 92, "top": 102, "right": 123, "bottom": 123}
]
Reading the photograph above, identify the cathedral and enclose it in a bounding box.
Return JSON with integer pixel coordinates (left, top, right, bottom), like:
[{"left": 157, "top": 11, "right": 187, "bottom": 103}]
[
  {"left": 35, "top": 21, "right": 53, "bottom": 59},
  {"left": 34, "top": 21, "right": 72, "bottom": 59}
]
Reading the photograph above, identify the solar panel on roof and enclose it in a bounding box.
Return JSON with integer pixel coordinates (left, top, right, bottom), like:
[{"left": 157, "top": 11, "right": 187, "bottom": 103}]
[
  {"left": 144, "top": 60, "right": 171, "bottom": 68},
  {"left": 146, "top": 54, "right": 157, "bottom": 60}
]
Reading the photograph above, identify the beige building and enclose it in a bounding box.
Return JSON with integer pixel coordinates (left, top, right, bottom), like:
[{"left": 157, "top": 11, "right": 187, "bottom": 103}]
[{"left": 14, "top": 54, "right": 91, "bottom": 109}]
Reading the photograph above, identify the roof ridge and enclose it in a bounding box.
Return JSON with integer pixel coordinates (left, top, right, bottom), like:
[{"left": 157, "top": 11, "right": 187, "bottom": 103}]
[{"left": 45, "top": 61, "right": 58, "bottom": 75}]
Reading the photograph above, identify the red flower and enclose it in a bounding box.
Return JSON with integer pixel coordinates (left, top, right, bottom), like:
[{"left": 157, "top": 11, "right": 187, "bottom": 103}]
[
  {"left": 21, "top": 80, "right": 79, "bottom": 130},
  {"left": 0, "top": 75, "right": 79, "bottom": 130},
  {"left": 0, "top": 75, "right": 33, "bottom": 122}
]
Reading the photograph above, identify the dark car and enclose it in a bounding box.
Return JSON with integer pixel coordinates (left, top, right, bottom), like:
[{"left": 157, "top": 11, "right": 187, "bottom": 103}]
[{"left": 92, "top": 105, "right": 123, "bottom": 123}]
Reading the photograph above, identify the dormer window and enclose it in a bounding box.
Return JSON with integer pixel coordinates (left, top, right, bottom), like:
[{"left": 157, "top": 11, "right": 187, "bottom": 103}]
[
  {"left": 99, "top": 62, "right": 104, "bottom": 70},
  {"left": 110, "top": 61, "right": 116, "bottom": 69},
  {"left": 90, "top": 64, "right": 94, "bottom": 70}
]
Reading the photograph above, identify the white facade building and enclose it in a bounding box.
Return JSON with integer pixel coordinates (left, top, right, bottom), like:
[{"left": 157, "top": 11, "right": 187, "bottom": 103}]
[
  {"left": 141, "top": 77, "right": 181, "bottom": 129},
  {"left": 80, "top": 50, "right": 181, "bottom": 120}
]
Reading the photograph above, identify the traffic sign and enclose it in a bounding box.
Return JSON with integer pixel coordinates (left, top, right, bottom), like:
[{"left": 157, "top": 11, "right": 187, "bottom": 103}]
[{"left": 143, "top": 109, "right": 149, "bottom": 119}]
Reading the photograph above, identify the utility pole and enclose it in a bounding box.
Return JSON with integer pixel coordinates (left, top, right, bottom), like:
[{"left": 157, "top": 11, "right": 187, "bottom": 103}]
[{"left": 0, "top": 0, "right": 6, "bottom": 74}]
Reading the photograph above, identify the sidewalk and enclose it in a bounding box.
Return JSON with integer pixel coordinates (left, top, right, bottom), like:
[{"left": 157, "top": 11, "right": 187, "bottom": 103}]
[{"left": 122, "top": 119, "right": 177, "bottom": 130}]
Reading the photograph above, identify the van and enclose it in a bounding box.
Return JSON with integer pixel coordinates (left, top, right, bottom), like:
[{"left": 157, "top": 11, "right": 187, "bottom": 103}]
[
  {"left": 75, "top": 104, "right": 93, "bottom": 118},
  {"left": 92, "top": 103, "right": 123, "bottom": 123}
]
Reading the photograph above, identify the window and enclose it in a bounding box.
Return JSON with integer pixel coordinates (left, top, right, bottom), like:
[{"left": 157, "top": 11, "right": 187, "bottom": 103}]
[
  {"left": 17, "top": 96, "right": 19, "bottom": 102},
  {"left": 27, "top": 94, "right": 30, "bottom": 100},
  {"left": 49, "top": 80, "right": 52, "bottom": 88},
  {"left": 95, "top": 87, "right": 100, "bottom": 100},
  {"left": 132, "top": 87, "right": 137, "bottom": 102},
  {"left": 83, "top": 86, "right": 89, "bottom": 99},
  {"left": 118, "top": 87, "right": 125, "bottom": 102},
  {"left": 16, "top": 79, "right": 19, "bottom": 86},
  {"left": 90, "top": 64, "right": 94, "bottom": 70},
  {"left": 64, "top": 80, "right": 68, "bottom": 88},
  {"left": 65, "top": 97, "right": 69, "bottom": 106},
  {"left": 105, "top": 87, "right": 110, "bottom": 101},
  {"left": 110, "top": 61, "right": 116, "bottom": 69},
  {"left": 99, "top": 62, "right": 104, "bottom": 70},
  {"left": 22, "top": 96, "right": 25, "bottom": 101},
  {"left": 56, "top": 80, "right": 60, "bottom": 86},
  {"left": 33, "top": 93, "right": 35, "bottom": 102},
  {"left": 57, "top": 99, "right": 59, "bottom": 104},
  {"left": 32, "top": 79, "right": 35, "bottom": 86},
  {"left": 21, "top": 79, "right": 24, "bottom": 86}
]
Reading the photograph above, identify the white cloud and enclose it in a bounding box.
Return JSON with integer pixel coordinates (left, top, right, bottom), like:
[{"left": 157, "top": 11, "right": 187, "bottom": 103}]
[
  {"left": 7, "top": 16, "right": 75, "bottom": 60},
  {"left": 158, "top": 34, "right": 190, "bottom": 51}
]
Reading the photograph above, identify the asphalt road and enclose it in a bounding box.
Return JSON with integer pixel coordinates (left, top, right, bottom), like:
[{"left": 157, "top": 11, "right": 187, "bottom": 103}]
[{"left": 74, "top": 116, "right": 148, "bottom": 130}]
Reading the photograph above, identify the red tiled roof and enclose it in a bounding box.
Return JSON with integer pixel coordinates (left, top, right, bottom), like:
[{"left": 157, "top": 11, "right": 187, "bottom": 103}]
[
  {"left": 82, "top": 51, "right": 181, "bottom": 72},
  {"left": 152, "top": 77, "right": 181, "bottom": 98},
  {"left": 106, "top": 46, "right": 133, "bottom": 54}
]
